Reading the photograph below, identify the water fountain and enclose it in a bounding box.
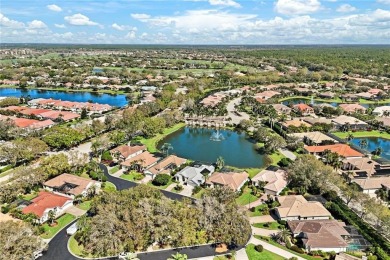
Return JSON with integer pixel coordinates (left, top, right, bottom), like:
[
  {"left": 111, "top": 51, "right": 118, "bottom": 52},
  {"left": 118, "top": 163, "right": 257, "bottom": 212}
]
[{"left": 210, "top": 129, "right": 225, "bottom": 141}]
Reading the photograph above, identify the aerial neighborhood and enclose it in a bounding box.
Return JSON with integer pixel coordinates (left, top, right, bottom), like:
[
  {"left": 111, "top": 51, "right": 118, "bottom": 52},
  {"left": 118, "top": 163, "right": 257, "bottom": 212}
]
[{"left": 0, "top": 45, "right": 389, "bottom": 260}]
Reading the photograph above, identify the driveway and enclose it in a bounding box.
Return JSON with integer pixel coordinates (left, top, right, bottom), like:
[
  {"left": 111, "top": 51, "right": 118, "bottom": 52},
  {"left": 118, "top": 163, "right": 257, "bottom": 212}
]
[
  {"left": 226, "top": 97, "right": 250, "bottom": 125},
  {"left": 250, "top": 215, "right": 276, "bottom": 224},
  {"left": 278, "top": 148, "right": 297, "bottom": 161},
  {"left": 179, "top": 185, "right": 193, "bottom": 197},
  {"left": 64, "top": 206, "right": 86, "bottom": 217}
]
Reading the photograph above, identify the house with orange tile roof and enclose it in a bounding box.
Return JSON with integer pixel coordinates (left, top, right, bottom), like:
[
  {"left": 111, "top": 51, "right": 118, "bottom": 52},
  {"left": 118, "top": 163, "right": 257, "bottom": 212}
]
[
  {"left": 254, "top": 90, "right": 281, "bottom": 100},
  {"left": 145, "top": 155, "right": 187, "bottom": 179},
  {"left": 44, "top": 174, "right": 100, "bottom": 198},
  {"left": 304, "top": 144, "right": 364, "bottom": 158},
  {"left": 120, "top": 151, "right": 160, "bottom": 172},
  {"left": 206, "top": 171, "right": 249, "bottom": 191},
  {"left": 281, "top": 118, "right": 312, "bottom": 130},
  {"left": 275, "top": 195, "right": 331, "bottom": 221},
  {"left": 110, "top": 144, "right": 146, "bottom": 162},
  {"left": 21, "top": 191, "right": 73, "bottom": 224},
  {"left": 293, "top": 103, "right": 315, "bottom": 115},
  {"left": 339, "top": 103, "right": 366, "bottom": 114}
]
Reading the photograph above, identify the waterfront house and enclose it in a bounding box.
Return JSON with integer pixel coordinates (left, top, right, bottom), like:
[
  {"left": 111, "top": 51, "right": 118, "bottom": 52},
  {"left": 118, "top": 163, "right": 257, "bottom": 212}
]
[
  {"left": 174, "top": 164, "right": 215, "bottom": 187},
  {"left": 293, "top": 104, "right": 315, "bottom": 115},
  {"left": 272, "top": 104, "right": 292, "bottom": 115},
  {"left": 206, "top": 171, "right": 249, "bottom": 192},
  {"left": 110, "top": 144, "right": 146, "bottom": 162},
  {"left": 331, "top": 115, "right": 368, "bottom": 131},
  {"left": 353, "top": 177, "right": 390, "bottom": 194},
  {"left": 145, "top": 155, "right": 187, "bottom": 179},
  {"left": 120, "top": 151, "right": 160, "bottom": 172},
  {"left": 251, "top": 167, "right": 287, "bottom": 196},
  {"left": 291, "top": 131, "right": 338, "bottom": 146},
  {"left": 304, "top": 144, "right": 364, "bottom": 158},
  {"left": 373, "top": 106, "right": 390, "bottom": 117},
  {"left": 339, "top": 104, "right": 366, "bottom": 114}
]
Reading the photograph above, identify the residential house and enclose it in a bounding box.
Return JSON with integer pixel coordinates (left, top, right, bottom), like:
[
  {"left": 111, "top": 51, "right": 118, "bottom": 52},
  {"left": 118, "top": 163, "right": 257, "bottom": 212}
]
[
  {"left": 291, "top": 131, "right": 338, "bottom": 146},
  {"left": 281, "top": 119, "right": 312, "bottom": 130},
  {"left": 21, "top": 191, "right": 73, "bottom": 224},
  {"left": 110, "top": 144, "right": 146, "bottom": 162},
  {"left": 356, "top": 92, "right": 375, "bottom": 100},
  {"left": 341, "top": 157, "right": 390, "bottom": 179},
  {"left": 331, "top": 115, "right": 368, "bottom": 131},
  {"left": 302, "top": 117, "right": 333, "bottom": 126},
  {"left": 120, "top": 151, "right": 160, "bottom": 172},
  {"left": 254, "top": 91, "right": 281, "bottom": 100},
  {"left": 353, "top": 177, "right": 390, "bottom": 194},
  {"left": 373, "top": 106, "right": 390, "bottom": 117},
  {"left": 206, "top": 171, "right": 249, "bottom": 191},
  {"left": 293, "top": 104, "right": 315, "bottom": 115},
  {"left": 174, "top": 164, "right": 215, "bottom": 187},
  {"left": 251, "top": 167, "right": 287, "bottom": 195},
  {"left": 339, "top": 104, "right": 366, "bottom": 114},
  {"left": 340, "top": 94, "right": 359, "bottom": 102},
  {"left": 287, "top": 220, "right": 349, "bottom": 253},
  {"left": 318, "top": 92, "right": 336, "bottom": 99},
  {"left": 304, "top": 144, "right": 364, "bottom": 158},
  {"left": 43, "top": 173, "right": 100, "bottom": 198},
  {"left": 272, "top": 104, "right": 292, "bottom": 115},
  {"left": 275, "top": 195, "right": 332, "bottom": 221},
  {"left": 145, "top": 155, "right": 187, "bottom": 179},
  {"left": 368, "top": 88, "right": 384, "bottom": 96}
]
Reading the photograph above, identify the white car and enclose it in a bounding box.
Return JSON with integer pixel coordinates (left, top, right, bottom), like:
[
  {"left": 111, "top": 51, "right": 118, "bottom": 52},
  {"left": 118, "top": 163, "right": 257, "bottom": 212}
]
[{"left": 66, "top": 222, "right": 78, "bottom": 236}]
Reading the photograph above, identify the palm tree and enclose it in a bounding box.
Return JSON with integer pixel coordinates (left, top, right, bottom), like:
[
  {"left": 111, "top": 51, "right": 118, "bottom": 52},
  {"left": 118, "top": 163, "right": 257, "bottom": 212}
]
[
  {"left": 47, "top": 210, "right": 56, "bottom": 225},
  {"left": 372, "top": 147, "right": 383, "bottom": 156},
  {"left": 216, "top": 156, "right": 225, "bottom": 170},
  {"left": 273, "top": 227, "right": 292, "bottom": 244},
  {"left": 161, "top": 143, "right": 173, "bottom": 157},
  {"left": 168, "top": 253, "right": 188, "bottom": 260},
  {"left": 347, "top": 133, "right": 354, "bottom": 141},
  {"left": 359, "top": 139, "right": 368, "bottom": 149}
]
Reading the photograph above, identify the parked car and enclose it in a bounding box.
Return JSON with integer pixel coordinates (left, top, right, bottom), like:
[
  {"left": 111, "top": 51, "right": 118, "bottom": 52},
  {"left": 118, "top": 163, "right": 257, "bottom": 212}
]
[{"left": 66, "top": 222, "right": 78, "bottom": 236}]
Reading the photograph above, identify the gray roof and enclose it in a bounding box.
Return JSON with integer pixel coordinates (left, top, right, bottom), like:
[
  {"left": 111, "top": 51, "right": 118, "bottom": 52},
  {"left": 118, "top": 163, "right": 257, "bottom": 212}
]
[{"left": 175, "top": 165, "right": 215, "bottom": 185}]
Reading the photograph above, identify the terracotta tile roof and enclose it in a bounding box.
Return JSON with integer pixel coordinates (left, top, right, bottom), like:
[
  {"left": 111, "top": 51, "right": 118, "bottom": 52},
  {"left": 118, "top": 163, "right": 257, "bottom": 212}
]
[
  {"left": 29, "top": 119, "right": 55, "bottom": 129},
  {"left": 252, "top": 169, "right": 287, "bottom": 194},
  {"left": 276, "top": 195, "right": 331, "bottom": 219},
  {"left": 2, "top": 106, "right": 27, "bottom": 112},
  {"left": 39, "top": 111, "right": 80, "bottom": 121},
  {"left": 293, "top": 103, "right": 314, "bottom": 112},
  {"left": 206, "top": 171, "right": 249, "bottom": 190},
  {"left": 353, "top": 177, "right": 390, "bottom": 190},
  {"left": 13, "top": 118, "right": 41, "bottom": 128},
  {"left": 339, "top": 103, "right": 366, "bottom": 113},
  {"left": 282, "top": 119, "right": 312, "bottom": 128},
  {"left": 121, "top": 151, "right": 160, "bottom": 168},
  {"left": 304, "top": 144, "right": 363, "bottom": 158},
  {"left": 110, "top": 144, "right": 146, "bottom": 159},
  {"left": 147, "top": 155, "right": 186, "bottom": 175},
  {"left": 20, "top": 108, "right": 51, "bottom": 116},
  {"left": 22, "top": 191, "right": 72, "bottom": 218},
  {"left": 44, "top": 173, "right": 97, "bottom": 196}
]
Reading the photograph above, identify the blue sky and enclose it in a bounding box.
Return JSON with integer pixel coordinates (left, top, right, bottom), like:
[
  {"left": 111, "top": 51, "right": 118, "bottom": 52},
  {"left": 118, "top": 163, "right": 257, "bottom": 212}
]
[{"left": 1, "top": 0, "right": 390, "bottom": 44}]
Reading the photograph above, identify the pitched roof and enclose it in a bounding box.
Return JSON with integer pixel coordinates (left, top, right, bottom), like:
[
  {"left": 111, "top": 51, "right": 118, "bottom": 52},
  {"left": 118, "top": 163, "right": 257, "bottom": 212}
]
[
  {"left": 175, "top": 165, "right": 215, "bottom": 186},
  {"left": 282, "top": 119, "right": 312, "bottom": 128},
  {"left": 206, "top": 171, "right": 249, "bottom": 190},
  {"left": 293, "top": 103, "right": 314, "bottom": 112},
  {"left": 148, "top": 155, "right": 186, "bottom": 175},
  {"left": 276, "top": 195, "right": 331, "bottom": 219},
  {"left": 353, "top": 177, "right": 390, "bottom": 190},
  {"left": 110, "top": 144, "right": 146, "bottom": 159},
  {"left": 304, "top": 144, "right": 363, "bottom": 158},
  {"left": 44, "top": 173, "right": 97, "bottom": 196},
  {"left": 331, "top": 115, "right": 367, "bottom": 126},
  {"left": 339, "top": 103, "right": 366, "bottom": 113},
  {"left": 22, "top": 191, "right": 72, "bottom": 218},
  {"left": 121, "top": 151, "right": 160, "bottom": 168},
  {"left": 291, "top": 131, "right": 337, "bottom": 145},
  {"left": 288, "top": 220, "right": 349, "bottom": 248},
  {"left": 252, "top": 169, "right": 287, "bottom": 193}
]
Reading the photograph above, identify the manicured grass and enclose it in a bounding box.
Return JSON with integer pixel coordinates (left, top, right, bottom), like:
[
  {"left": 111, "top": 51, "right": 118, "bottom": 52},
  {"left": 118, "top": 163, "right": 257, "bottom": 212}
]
[
  {"left": 102, "top": 181, "right": 117, "bottom": 192},
  {"left": 278, "top": 96, "right": 343, "bottom": 103},
  {"left": 269, "top": 151, "right": 286, "bottom": 166},
  {"left": 228, "top": 167, "right": 262, "bottom": 179},
  {"left": 147, "top": 178, "right": 174, "bottom": 190},
  {"left": 214, "top": 255, "right": 235, "bottom": 260},
  {"left": 245, "top": 244, "right": 284, "bottom": 260},
  {"left": 109, "top": 165, "right": 120, "bottom": 174},
  {"left": 254, "top": 235, "right": 324, "bottom": 260},
  {"left": 120, "top": 171, "right": 145, "bottom": 182},
  {"left": 41, "top": 214, "right": 76, "bottom": 239},
  {"left": 22, "top": 192, "right": 39, "bottom": 201},
  {"left": 76, "top": 201, "right": 91, "bottom": 211},
  {"left": 333, "top": 130, "right": 390, "bottom": 140},
  {"left": 248, "top": 204, "right": 269, "bottom": 217},
  {"left": 236, "top": 187, "right": 258, "bottom": 206},
  {"left": 68, "top": 234, "right": 93, "bottom": 258},
  {"left": 193, "top": 188, "right": 206, "bottom": 199},
  {"left": 137, "top": 123, "right": 185, "bottom": 152},
  {"left": 358, "top": 98, "right": 390, "bottom": 104},
  {"left": 253, "top": 222, "right": 281, "bottom": 230}
]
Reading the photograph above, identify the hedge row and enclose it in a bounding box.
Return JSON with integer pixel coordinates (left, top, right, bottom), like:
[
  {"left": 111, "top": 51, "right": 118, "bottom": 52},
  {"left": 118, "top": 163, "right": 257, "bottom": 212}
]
[{"left": 327, "top": 200, "right": 390, "bottom": 260}]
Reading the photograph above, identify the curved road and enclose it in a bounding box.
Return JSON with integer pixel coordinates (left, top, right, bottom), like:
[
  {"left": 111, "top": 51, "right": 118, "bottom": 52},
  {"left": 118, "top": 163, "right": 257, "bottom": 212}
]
[{"left": 41, "top": 164, "right": 239, "bottom": 260}]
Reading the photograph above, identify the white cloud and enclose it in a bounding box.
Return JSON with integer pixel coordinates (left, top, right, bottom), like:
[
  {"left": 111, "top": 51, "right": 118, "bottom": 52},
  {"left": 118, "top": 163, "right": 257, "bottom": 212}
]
[
  {"left": 64, "top": 13, "right": 98, "bottom": 26},
  {"left": 0, "top": 13, "right": 24, "bottom": 28},
  {"left": 377, "top": 0, "right": 390, "bottom": 4},
  {"left": 47, "top": 4, "right": 62, "bottom": 12},
  {"left": 125, "top": 31, "right": 136, "bottom": 39},
  {"left": 131, "top": 13, "right": 151, "bottom": 20},
  {"left": 275, "top": 0, "right": 322, "bottom": 15},
  {"left": 209, "top": 0, "right": 241, "bottom": 8},
  {"left": 337, "top": 4, "right": 357, "bottom": 13},
  {"left": 112, "top": 23, "right": 125, "bottom": 31},
  {"left": 54, "top": 24, "right": 66, "bottom": 28},
  {"left": 28, "top": 20, "right": 47, "bottom": 29}
]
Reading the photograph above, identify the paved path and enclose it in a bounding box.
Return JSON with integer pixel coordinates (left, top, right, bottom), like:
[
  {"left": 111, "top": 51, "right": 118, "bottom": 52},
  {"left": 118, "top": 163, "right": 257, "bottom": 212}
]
[
  {"left": 249, "top": 215, "right": 276, "bottom": 224},
  {"left": 64, "top": 206, "right": 86, "bottom": 217},
  {"left": 0, "top": 171, "right": 13, "bottom": 183},
  {"left": 226, "top": 97, "right": 250, "bottom": 125},
  {"left": 243, "top": 195, "right": 267, "bottom": 209},
  {"left": 252, "top": 227, "right": 278, "bottom": 237},
  {"left": 248, "top": 236, "right": 305, "bottom": 260},
  {"left": 278, "top": 148, "right": 297, "bottom": 161}
]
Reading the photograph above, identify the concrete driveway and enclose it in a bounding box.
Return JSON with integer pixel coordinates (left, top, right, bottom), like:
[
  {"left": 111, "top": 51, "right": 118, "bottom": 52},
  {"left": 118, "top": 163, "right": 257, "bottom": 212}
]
[
  {"left": 64, "top": 206, "right": 86, "bottom": 217},
  {"left": 226, "top": 97, "right": 250, "bottom": 125},
  {"left": 179, "top": 185, "right": 193, "bottom": 197},
  {"left": 250, "top": 215, "right": 276, "bottom": 224}
]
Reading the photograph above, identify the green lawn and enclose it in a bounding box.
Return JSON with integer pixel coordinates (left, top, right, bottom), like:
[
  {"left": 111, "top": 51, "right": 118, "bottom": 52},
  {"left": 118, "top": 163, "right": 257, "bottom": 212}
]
[
  {"left": 41, "top": 214, "right": 76, "bottom": 239},
  {"left": 193, "top": 188, "right": 206, "bottom": 199},
  {"left": 254, "top": 235, "right": 324, "bottom": 260},
  {"left": 228, "top": 167, "right": 262, "bottom": 179},
  {"left": 236, "top": 187, "right": 258, "bottom": 206},
  {"left": 248, "top": 204, "right": 269, "bottom": 217},
  {"left": 68, "top": 234, "right": 93, "bottom": 258},
  {"left": 333, "top": 130, "right": 390, "bottom": 140},
  {"left": 147, "top": 178, "right": 174, "bottom": 190},
  {"left": 22, "top": 192, "right": 39, "bottom": 201},
  {"left": 278, "top": 96, "right": 343, "bottom": 104},
  {"left": 214, "top": 255, "right": 235, "bottom": 260},
  {"left": 270, "top": 151, "right": 286, "bottom": 166},
  {"left": 120, "top": 171, "right": 145, "bottom": 182},
  {"left": 103, "top": 181, "right": 117, "bottom": 192},
  {"left": 245, "top": 244, "right": 284, "bottom": 260},
  {"left": 109, "top": 165, "right": 120, "bottom": 174},
  {"left": 76, "top": 201, "right": 92, "bottom": 211},
  {"left": 253, "top": 222, "right": 282, "bottom": 230},
  {"left": 137, "top": 123, "right": 185, "bottom": 152}
]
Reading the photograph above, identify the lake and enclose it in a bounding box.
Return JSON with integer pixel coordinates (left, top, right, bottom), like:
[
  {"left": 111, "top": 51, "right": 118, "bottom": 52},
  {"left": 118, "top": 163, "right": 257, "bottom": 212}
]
[
  {"left": 282, "top": 98, "right": 338, "bottom": 107},
  {"left": 158, "top": 127, "right": 265, "bottom": 168},
  {"left": 0, "top": 88, "right": 128, "bottom": 107},
  {"left": 351, "top": 137, "right": 390, "bottom": 160}
]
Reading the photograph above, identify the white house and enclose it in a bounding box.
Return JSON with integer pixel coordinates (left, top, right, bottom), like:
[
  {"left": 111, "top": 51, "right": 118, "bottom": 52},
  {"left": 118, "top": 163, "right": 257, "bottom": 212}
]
[{"left": 175, "top": 164, "right": 215, "bottom": 187}]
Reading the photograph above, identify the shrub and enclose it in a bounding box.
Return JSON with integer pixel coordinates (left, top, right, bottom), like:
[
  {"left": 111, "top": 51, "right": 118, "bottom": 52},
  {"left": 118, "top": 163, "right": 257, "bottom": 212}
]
[
  {"left": 278, "top": 157, "right": 292, "bottom": 167},
  {"left": 152, "top": 174, "right": 171, "bottom": 186},
  {"left": 290, "top": 245, "right": 304, "bottom": 254},
  {"left": 134, "top": 173, "right": 145, "bottom": 181},
  {"left": 101, "top": 175, "right": 107, "bottom": 182},
  {"left": 101, "top": 151, "right": 113, "bottom": 161},
  {"left": 1, "top": 205, "right": 10, "bottom": 214},
  {"left": 255, "top": 245, "right": 263, "bottom": 252},
  {"left": 263, "top": 223, "right": 269, "bottom": 227},
  {"left": 278, "top": 220, "right": 287, "bottom": 226},
  {"left": 288, "top": 258, "right": 298, "bottom": 260},
  {"left": 0, "top": 165, "right": 12, "bottom": 173},
  {"left": 192, "top": 186, "right": 202, "bottom": 195},
  {"left": 174, "top": 184, "right": 183, "bottom": 192}
]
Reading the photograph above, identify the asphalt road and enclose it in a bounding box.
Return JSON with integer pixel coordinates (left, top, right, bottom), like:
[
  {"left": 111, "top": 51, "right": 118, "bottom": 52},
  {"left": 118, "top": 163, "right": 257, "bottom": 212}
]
[{"left": 40, "top": 164, "right": 213, "bottom": 260}]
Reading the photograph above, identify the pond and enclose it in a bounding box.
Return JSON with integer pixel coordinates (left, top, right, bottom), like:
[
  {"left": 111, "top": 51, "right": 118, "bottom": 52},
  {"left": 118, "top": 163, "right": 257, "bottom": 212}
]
[
  {"left": 0, "top": 88, "right": 128, "bottom": 107},
  {"left": 158, "top": 127, "right": 265, "bottom": 168},
  {"left": 351, "top": 137, "right": 390, "bottom": 160},
  {"left": 282, "top": 98, "right": 338, "bottom": 107}
]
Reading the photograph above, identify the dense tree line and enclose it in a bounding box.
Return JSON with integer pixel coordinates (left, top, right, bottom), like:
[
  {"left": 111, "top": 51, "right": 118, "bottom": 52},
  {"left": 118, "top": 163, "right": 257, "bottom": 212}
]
[{"left": 76, "top": 185, "right": 251, "bottom": 257}]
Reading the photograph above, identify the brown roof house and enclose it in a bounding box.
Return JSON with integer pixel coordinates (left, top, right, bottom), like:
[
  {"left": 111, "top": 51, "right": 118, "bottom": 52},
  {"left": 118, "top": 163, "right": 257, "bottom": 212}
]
[
  {"left": 275, "top": 195, "right": 332, "bottom": 221},
  {"left": 339, "top": 104, "right": 366, "bottom": 114},
  {"left": 252, "top": 167, "right": 288, "bottom": 196},
  {"left": 272, "top": 104, "right": 292, "bottom": 115},
  {"left": 121, "top": 151, "right": 160, "bottom": 172},
  {"left": 44, "top": 174, "right": 101, "bottom": 198},
  {"left": 287, "top": 220, "right": 350, "bottom": 253},
  {"left": 110, "top": 144, "right": 146, "bottom": 162},
  {"left": 206, "top": 171, "right": 249, "bottom": 191},
  {"left": 353, "top": 177, "right": 390, "bottom": 195},
  {"left": 145, "top": 155, "right": 187, "bottom": 179},
  {"left": 293, "top": 104, "right": 315, "bottom": 115}
]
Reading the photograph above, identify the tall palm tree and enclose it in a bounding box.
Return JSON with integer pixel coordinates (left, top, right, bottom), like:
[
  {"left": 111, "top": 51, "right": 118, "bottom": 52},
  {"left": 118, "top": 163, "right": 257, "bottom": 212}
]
[
  {"left": 273, "top": 227, "right": 292, "bottom": 244},
  {"left": 359, "top": 139, "right": 368, "bottom": 149},
  {"left": 347, "top": 133, "right": 354, "bottom": 141},
  {"left": 161, "top": 143, "right": 173, "bottom": 157},
  {"left": 216, "top": 156, "right": 225, "bottom": 170}
]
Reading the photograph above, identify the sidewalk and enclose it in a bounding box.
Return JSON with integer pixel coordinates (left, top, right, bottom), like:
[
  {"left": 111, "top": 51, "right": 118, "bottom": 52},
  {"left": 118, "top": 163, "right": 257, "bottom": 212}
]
[
  {"left": 278, "top": 148, "right": 297, "bottom": 161},
  {"left": 248, "top": 236, "right": 305, "bottom": 260},
  {"left": 189, "top": 248, "right": 249, "bottom": 260}
]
